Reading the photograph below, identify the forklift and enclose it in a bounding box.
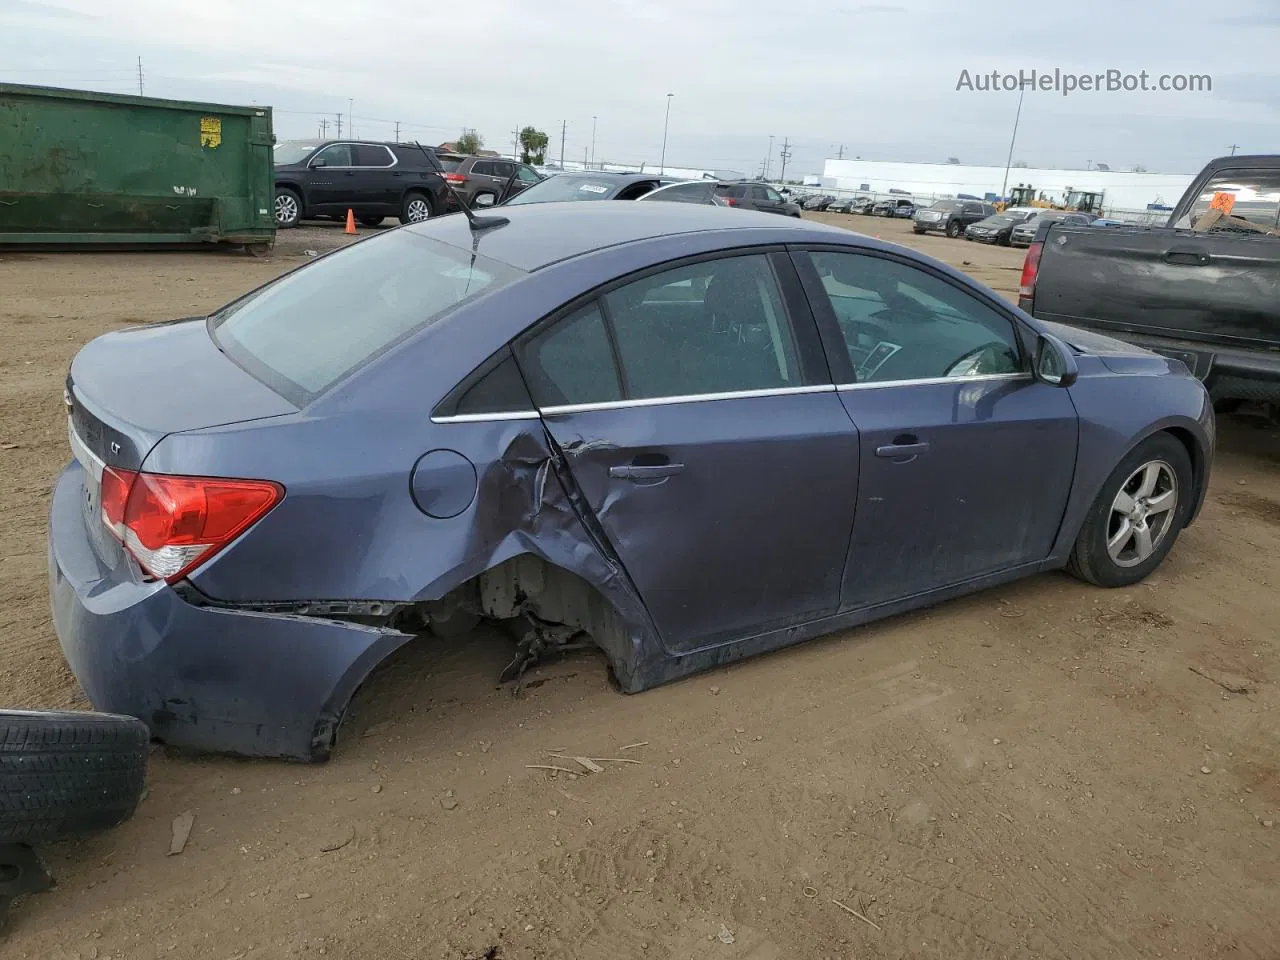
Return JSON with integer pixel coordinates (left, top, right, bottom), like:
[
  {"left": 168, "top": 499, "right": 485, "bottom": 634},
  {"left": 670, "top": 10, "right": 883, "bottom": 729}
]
[{"left": 1063, "top": 189, "right": 1105, "bottom": 216}]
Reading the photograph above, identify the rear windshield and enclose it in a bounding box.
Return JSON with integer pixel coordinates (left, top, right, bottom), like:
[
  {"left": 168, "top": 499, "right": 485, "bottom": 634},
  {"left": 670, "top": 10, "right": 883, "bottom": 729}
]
[
  {"left": 505, "top": 175, "right": 620, "bottom": 204},
  {"left": 436, "top": 158, "right": 464, "bottom": 172},
  {"left": 209, "top": 231, "right": 522, "bottom": 403}
]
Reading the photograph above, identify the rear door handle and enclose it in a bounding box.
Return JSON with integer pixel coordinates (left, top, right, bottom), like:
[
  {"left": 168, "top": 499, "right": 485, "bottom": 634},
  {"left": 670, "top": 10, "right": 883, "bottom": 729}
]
[
  {"left": 609, "top": 463, "right": 686, "bottom": 481},
  {"left": 1164, "top": 249, "right": 1211, "bottom": 266},
  {"left": 875, "top": 441, "right": 929, "bottom": 460}
]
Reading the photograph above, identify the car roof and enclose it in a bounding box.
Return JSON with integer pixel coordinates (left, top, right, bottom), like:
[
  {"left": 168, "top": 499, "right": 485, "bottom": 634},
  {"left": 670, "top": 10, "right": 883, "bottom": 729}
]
[{"left": 403, "top": 201, "right": 846, "bottom": 272}]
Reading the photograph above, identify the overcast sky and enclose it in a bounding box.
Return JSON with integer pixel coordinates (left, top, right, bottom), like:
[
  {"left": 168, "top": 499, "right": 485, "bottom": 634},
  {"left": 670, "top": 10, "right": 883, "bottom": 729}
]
[{"left": 3, "top": 0, "right": 1278, "bottom": 177}]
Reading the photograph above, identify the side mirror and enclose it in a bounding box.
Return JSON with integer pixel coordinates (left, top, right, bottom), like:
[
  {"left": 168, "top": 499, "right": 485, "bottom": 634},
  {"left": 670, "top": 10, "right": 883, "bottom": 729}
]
[
  {"left": 1034, "top": 333, "right": 1079, "bottom": 387},
  {"left": 473, "top": 194, "right": 496, "bottom": 207},
  {"left": 309, "top": 158, "right": 327, "bottom": 168}
]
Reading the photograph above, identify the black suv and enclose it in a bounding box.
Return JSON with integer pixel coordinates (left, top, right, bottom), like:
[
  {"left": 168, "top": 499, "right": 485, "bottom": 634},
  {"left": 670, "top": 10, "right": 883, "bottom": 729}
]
[
  {"left": 912, "top": 199, "right": 996, "bottom": 238},
  {"left": 438, "top": 155, "right": 543, "bottom": 209},
  {"left": 713, "top": 181, "right": 802, "bottom": 216},
  {"left": 272, "top": 139, "right": 450, "bottom": 228}
]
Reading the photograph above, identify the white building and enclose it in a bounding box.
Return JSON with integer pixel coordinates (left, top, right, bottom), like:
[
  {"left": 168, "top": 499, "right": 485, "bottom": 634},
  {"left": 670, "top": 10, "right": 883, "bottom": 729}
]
[{"left": 820, "top": 158, "right": 1196, "bottom": 213}]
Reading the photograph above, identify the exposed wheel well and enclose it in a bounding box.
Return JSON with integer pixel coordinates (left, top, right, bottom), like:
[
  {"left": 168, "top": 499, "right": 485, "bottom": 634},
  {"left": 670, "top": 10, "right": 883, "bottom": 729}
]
[{"left": 428, "top": 555, "right": 635, "bottom": 687}]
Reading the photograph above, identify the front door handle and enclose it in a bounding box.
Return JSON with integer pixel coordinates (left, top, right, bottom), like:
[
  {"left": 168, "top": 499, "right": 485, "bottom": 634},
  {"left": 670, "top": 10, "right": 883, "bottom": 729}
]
[
  {"left": 875, "top": 441, "right": 929, "bottom": 461},
  {"left": 609, "top": 463, "right": 686, "bottom": 481}
]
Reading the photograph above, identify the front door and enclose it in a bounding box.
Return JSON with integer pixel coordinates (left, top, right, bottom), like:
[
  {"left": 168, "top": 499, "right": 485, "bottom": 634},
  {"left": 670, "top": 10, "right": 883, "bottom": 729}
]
[
  {"left": 794, "top": 248, "right": 1078, "bottom": 608},
  {"left": 305, "top": 142, "right": 356, "bottom": 215},
  {"left": 516, "top": 251, "right": 860, "bottom": 653}
]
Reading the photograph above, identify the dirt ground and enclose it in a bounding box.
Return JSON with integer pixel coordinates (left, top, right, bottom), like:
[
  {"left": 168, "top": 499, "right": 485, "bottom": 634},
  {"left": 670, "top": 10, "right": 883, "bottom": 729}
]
[{"left": 2, "top": 214, "right": 1278, "bottom": 959}]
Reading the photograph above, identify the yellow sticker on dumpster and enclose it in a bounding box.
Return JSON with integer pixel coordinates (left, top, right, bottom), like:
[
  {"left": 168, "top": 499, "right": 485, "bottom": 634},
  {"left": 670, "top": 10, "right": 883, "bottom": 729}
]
[{"left": 200, "top": 116, "right": 222, "bottom": 149}]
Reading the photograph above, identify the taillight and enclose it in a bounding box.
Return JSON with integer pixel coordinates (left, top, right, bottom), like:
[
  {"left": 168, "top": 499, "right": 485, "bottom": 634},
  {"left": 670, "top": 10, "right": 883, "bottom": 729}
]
[
  {"left": 1018, "top": 240, "right": 1042, "bottom": 310},
  {"left": 721, "top": 196, "right": 738, "bottom": 206},
  {"left": 443, "top": 173, "right": 467, "bottom": 184},
  {"left": 100, "top": 468, "right": 282, "bottom": 583}
]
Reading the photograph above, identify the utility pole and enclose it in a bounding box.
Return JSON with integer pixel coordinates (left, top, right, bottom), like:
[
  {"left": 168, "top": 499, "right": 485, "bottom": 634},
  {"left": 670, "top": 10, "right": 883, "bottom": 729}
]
[
  {"left": 560, "top": 120, "right": 567, "bottom": 169},
  {"left": 512, "top": 125, "right": 521, "bottom": 160},
  {"left": 136, "top": 56, "right": 143, "bottom": 95},
  {"left": 590, "top": 115, "right": 598, "bottom": 169},
  {"left": 319, "top": 117, "right": 328, "bottom": 138},
  {"left": 335, "top": 113, "right": 342, "bottom": 138},
  {"left": 348, "top": 98, "right": 354, "bottom": 138},
  {"left": 764, "top": 135, "right": 774, "bottom": 179},
  {"left": 1229, "top": 143, "right": 1240, "bottom": 155},
  {"left": 778, "top": 137, "right": 792, "bottom": 183},
  {"left": 394, "top": 121, "right": 400, "bottom": 143},
  {"left": 837, "top": 144, "right": 845, "bottom": 160}
]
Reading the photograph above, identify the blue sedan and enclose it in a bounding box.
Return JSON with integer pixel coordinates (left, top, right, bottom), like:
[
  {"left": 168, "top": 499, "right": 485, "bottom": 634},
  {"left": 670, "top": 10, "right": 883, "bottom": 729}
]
[{"left": 50, "top": 203, "right": 1214, "bottom": 760}]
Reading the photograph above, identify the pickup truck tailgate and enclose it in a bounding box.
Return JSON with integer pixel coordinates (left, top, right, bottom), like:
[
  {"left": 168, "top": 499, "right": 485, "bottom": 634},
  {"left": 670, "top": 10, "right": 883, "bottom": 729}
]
[{"left": 1033, "top": 226, "right": 1280, "bottom": 350}]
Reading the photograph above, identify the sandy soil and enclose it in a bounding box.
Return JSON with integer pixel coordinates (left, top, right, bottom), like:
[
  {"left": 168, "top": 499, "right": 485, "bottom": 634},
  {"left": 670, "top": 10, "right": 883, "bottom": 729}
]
[{"left": 1, "top": 215, "right": 1278, "bottom": 959}]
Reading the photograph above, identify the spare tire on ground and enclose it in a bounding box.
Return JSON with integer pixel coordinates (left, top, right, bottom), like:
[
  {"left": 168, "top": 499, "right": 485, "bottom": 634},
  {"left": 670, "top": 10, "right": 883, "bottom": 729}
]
[{"left": 0, "top": 709, "right": 149, "bottom": 845}]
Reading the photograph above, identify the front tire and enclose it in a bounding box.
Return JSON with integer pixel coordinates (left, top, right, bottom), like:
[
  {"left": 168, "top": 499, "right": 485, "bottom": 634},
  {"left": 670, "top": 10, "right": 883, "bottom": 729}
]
[
  {"left": 274, "top": 188, "right": 302, "bottom": 229},
  {"left": 946, "top": 220, "right": 961, "bottom": 238},
  {"left": 1067, "top": 433, "right": 1193, "bottom": 588},
  {"left": 400, "top": 192, "right": 434, "bottom": 224}
]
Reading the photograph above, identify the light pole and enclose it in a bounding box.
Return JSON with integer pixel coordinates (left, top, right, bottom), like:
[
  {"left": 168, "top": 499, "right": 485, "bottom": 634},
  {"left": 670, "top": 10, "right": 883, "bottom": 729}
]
[
  {"left": 590, "top": 115, "right": 598, "bottom": 169},
  {"left": 660, "top": 93, "right": 674, "bottom": 174},
  {"left": 999, "top": 81, "right": 1027, "bottom": 203},
  {"left": 348, "top": 98, "right": 354, "bottom": 138}
]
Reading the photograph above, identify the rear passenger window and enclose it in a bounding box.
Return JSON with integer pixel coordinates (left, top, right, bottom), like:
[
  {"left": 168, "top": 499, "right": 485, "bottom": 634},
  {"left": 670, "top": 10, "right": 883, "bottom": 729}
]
[
  {"left": 804, "top": 251, "right": 1023, "bottom": 383},
  {"left": 522, "top": 303, "right": 623, "bottom": 406},
  {"left": 354, "top": 144, "right": 394, "bottom": 167},
  {"left": 603, "top": 255, "right": 801, "bottom": 399}
]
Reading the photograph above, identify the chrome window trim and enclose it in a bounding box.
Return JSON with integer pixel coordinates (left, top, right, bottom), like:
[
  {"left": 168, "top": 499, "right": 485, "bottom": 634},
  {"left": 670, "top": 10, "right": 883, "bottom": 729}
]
[
  {"left": 311, "top": 142, "right": 399, "bottom": 170},
  {"left": 430, "top": 410, "right": 540, "bottom": 424},
  {"left": 541, "top": 383, "right": 835, "bottom": 416},
  {"left": 837, "top": 372, "right": 1032, "bottom": 391}
]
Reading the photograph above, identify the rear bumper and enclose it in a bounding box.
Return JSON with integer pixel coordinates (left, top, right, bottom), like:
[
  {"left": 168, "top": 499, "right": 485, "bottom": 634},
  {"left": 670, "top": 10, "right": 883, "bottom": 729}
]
[{"left": 48, "top": 462, "right": 409, "bottom": 761}]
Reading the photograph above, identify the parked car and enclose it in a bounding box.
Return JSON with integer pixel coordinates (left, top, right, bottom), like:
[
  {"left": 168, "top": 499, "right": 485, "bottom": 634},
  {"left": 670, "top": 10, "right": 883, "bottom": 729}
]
[
  {"left": 438, "top": 155, "right": 543, "bottom": 209},
  {"left": 827, "top": 198, "right": 854, "bottom": 213},
  {"left": 848, "top": 196, "right": 878, "bottom": 215},
  {"left": 502, "top": 171, "right": 669, "bottom": 205},
  {"left": 1009, "top": 211, "right": 1093, "bottom": 247},
  {"left": 637, "top": 180, "right": 727, "bottom": 205},
  {"left": 272, "top": 139, "right": 449, "bottom": 228},
  {"left": 803, "top": 195, "right": 836, "bottom": 211},
  {"left": 713, "top": 181, "right": 802, "bottom": 216},
  {"left": 963, "top": 209, "right": 1038, "bottom": 245},
  {"left": 913, "top": 199, "right": 995, "bottom": 237},
  {"left": 872, "top": 197, "right": 917, "bottom": 218},
  {"left": 1019, "top": 152, "right": 1280, "bottom": 406},
  {"left": 52, "top": 203, "right": 1213, "bottom": 761}
]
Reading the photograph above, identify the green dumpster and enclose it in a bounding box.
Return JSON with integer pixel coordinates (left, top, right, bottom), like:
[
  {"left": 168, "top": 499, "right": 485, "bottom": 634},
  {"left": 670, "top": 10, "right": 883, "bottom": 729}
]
[{"left": 0, "top": 83, "right": 275, "bottom": 249}]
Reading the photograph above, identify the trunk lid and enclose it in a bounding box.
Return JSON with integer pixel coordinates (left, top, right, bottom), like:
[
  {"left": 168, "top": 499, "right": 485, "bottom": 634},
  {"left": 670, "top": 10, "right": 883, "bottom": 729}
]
[{"left": 66, "top": 318, "right": 297, "bottom": 567}]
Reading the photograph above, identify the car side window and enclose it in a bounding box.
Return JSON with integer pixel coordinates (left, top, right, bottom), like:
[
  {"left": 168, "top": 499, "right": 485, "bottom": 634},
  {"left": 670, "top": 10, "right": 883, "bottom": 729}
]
[
  {"left": 491, "top": 161, "right": 515, "bottom": 179},
  {"left": 521, "top": 302, "right": 623, "bottom": 406},
  {"left": 353, "top": 144, "right": 394, "bottom": 167},
  {"left": 804, "top": 251, "right": 1024, "bottom": 384},
  {"left": 517, "top": 165, "right": 540, "bottom": 183},
  {"left": 751, "top": 185, "right": 770, "bottom": 201},
  {"left": 449, "top": 353, "right": 534, "bottom": 416},
  {"left": 766, "top": 187, "right": 783, "bottom": 202},
  {"left": 312, "top": 144, "right": 353, "bottom": 167},
  {"left": 471, "top": 160, "right": 493, "bottom": 176},
  {"left": 602, "top": 254, "right": 801, "bottom": 399}
]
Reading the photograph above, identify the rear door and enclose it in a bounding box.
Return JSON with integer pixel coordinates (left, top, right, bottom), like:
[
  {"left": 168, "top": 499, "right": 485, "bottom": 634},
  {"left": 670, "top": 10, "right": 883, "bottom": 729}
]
[
  {"left": 515, "top": 250, "right": 860, "bottom": 654},
  {"left": 507, "top": 164, "right": 541, "bottom": 200},
  {"left": 352, "top": 144, "right": 400, "bottom": 212},
  {"left": 794, "top": 247, "right": 1078, "bottom": 609}
]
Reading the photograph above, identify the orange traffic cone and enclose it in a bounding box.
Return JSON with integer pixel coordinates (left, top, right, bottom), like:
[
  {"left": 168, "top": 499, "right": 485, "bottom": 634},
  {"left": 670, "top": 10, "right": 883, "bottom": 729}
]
[{"left": 345, "top": 209, "right": 357, "bottom": 235}]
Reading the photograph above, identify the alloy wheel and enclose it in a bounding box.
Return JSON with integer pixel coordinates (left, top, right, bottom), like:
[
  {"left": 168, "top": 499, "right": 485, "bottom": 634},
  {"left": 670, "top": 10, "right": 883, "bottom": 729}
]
[{"left": 1106, "top": 460, "right": 1178, "bottom": 567}]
